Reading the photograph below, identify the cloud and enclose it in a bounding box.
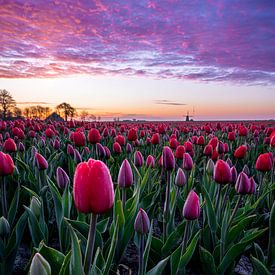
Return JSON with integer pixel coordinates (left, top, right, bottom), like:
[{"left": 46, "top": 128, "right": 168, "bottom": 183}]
[
  {"left": 154, "top": 100, "right": 187, "bottom": 106},
  {"left": 0, "top": 1, "right": 274, "bottom": 84}
]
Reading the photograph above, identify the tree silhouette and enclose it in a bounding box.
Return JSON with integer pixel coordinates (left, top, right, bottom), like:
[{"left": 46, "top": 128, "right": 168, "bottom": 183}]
[
  {"left": 0, "top": 89, "right": 16, "bottom": 119},
  {"left": 56, "top": 102, "right": 76, "bottom": 121}
]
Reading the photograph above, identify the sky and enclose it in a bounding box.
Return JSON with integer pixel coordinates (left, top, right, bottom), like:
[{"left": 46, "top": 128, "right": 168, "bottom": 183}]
[{"left": 0, "top": 0, "right": 275, "bottom": 121}]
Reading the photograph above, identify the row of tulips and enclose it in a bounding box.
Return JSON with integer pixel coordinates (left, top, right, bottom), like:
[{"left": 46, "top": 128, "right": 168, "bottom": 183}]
[{"left": 0, "top": 119, "right": 274, "bottom": 274}]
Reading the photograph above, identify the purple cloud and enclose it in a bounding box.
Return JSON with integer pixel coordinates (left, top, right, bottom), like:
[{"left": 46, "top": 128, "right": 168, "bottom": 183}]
[{"left": 0, "top": 0, "right": 274, "bottom": 84}]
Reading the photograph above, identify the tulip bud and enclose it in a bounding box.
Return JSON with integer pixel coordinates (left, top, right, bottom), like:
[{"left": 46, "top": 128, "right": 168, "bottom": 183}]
[
  {"left": 226, "top": 158, "right": 232, "bottom": 167},
  {"left": 206, "top": 158, "right": 215, "bottom": 175},
  {"left": 234, "top": 145, "right": 247, "bottom": 159},
  {"left": 134, "top": 151, "right": 144, "bottom": 167},
  {"left": 134, "top": 208, "right": 150, "bottom": 234},
  {"left": 175, "top": 145, "right": 185, "bottom": 160},
  {"left": 182, "top": 153, "right": 193, "bottom": 171},
  {"left": 235, "top": 172, "right": 250, "bottom": 195},
  {"left": 73, "top": 159, "right": 114, "bottom": 214},
  {"left": 18, "top": 142, "right": 25, "bottom": 152},
  {"left": 203, "top": 144, "right": 213, "bottom": 156},
  {"left": 30, "top": 196, "right": 41, "bottom": 218},
  {"left": 0, "top": 216, "right": 10, "bottom": 238},
  {"left": 214, "top": 159, "right": 231, "bottom": 184},
  {"left": 242, "top": 164, "right": 250, "bottom": 176},
  {"left": 117, "top": 159, "right": 133, "bottom": 188},
  {"left": 96, "top": 143, "right": 106, "bottom": 159},
  {"left": 0, "top": 152, "right": 15, "bottom": 176},
  {"left": 29, "top": 253, "right": 51, "bottom": 275},
  {"left": 67, "top": 144, "right": 74, "bottom": 156},
  {"left": 175, "top": 168, "right": 186, "bottom": 187},
  {"left": 182, "top": 190, "right": 200, "bottom": 220},
  {"left": 162, "top": 146, "right": 175, "bottom": 171},
  {"left": 73, "top": 149, "right": 82, "bottom": 164},
  {"left": 56, "top": 167, "right": 70, "bottom": 189},
  {"left": 35, "top": 153, "right": 48, "bottom": 170},
  {"left": 104, "top": 146, "right": 111, "bottom": 159},
  {"left": 230, "top": 166, "right": 238, "bottom": 184},
  {"left": 126, "top": 143, "right": 132, "bottom": 153},
  {"left": 248, "top": 177, "right": 256, "bottom": 194},
  {"left": 146, "top": 155, "right": 155, "bottom": 168}
]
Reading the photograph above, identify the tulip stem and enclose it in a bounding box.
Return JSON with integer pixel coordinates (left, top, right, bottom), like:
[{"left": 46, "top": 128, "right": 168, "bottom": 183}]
[
  {"left": 215, "top": 185, "right": 222, "bottom": 220},
  {"left": 163, "top": 171, "right": 171, "bottom": 242},
  {"left": 121, "top": 188, "right": 126, "bottom": 209},
  {"left": 228, "top": 195, "right": 242, "bottom": 227},
  {"left": 1, "top": 177, "right": 8, "bottom": 217},
  {"left": 177, "top": 221, "right": 190, "bottom": 275},
  {"left": 138, "top": 234, "right": 145, "bottom": 275},
  {"left": 84, "top": 213, "right": 98, "bottom": 275}
]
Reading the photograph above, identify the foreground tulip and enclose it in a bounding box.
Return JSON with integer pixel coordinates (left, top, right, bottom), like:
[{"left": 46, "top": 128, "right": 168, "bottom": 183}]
[
  {"left": 134, "top": 208, "right": 150, "bottom": 275},
  {"left": 73, "top": 159, "right": 114, "bottom": 275},
  {"left": 73, "top": 159, "right": 114, "bottom": 214}
]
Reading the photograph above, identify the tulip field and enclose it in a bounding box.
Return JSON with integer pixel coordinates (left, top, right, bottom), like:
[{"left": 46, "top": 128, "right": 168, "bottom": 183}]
[{"left": 0, "top": 119, "right": 275, "bottom": 275}]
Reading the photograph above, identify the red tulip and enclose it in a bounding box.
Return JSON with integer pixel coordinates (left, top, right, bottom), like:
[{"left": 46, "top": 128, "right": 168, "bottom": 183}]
[
  {"left": 88, "top": 128, "right": 100, "bottom": 144},
  {"left": 113, "top": 142, "right": 122, "bottom": 154},
  {"left": 228, "top": 131, "right": 235, "bottom": 141},
  {"left": 45, "top": 128, "right": 55, "bottom": 138},
  {"left": 70, "top": 131, "right": 86, "bottom": 147},
  {"left": 197, "top": 136, "right": 205, "bottom": 146},
  {"left": 175, "top": 145, "right": 185, "bottom": 160},
  {"left": 115, "top": 135, "right": 125, "bottom": 146},
  {"left": 0, "top": 152, "right": 14, "bottom": 176},
  {"left": 118, "top": 159, "right": 133, "bottom": 188},
  {"left": 182, "top": 190, "right": 200, "bottom": 220},
  {"left": 151, "top": 133, "right": 160, "bottom": 145},
  {"left": 35, "top": 153, "right": 48, "bottom": 170},
  {"left": 214, "top": 160, "right": 232, "bottom": 184},
  {"left": 184, "top": 141, "right": 193, "bottom": 152},
  {"left": 169, "top": 138, "right": 179, "bottom": 149},
  {"left": 3, "top": 138, "right": 17, "bottom": 152},
  {"left": 128, "top": 128, "right": 138, "bottom": 142},
  {"left": 255, "top": 153, "right": 272, "bottom": 172},
  {"left": 203, "top": 144, "right": 213, "bottom": 156},
  {"left": 234, "top": 145, "right": 247, "bottom": 159},
  {"left": 73, "top": 159, "right": 114, "bottom": 214}
]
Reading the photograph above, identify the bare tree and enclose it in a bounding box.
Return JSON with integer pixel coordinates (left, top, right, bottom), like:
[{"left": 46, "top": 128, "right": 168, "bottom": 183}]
[
  {"left": 24, "top": 107, "right": 31, "bottom": 118},
  {"left": 0, "top": 89, "right": 16, "bottom": 119},
  {"left": 56, "top": 102, "right": 76, "bottom": 121},
  {"left": 80, "top": 110, "right": 89, "bottom": 121}
]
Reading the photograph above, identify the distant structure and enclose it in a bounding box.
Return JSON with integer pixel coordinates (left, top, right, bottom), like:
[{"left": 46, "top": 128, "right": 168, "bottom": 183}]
[
  {"left": 185, "top": 107, "right": 195, "bottom": 121},
  {"left": 45, "top": 112, "right": 64, "bottom": 122}
]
